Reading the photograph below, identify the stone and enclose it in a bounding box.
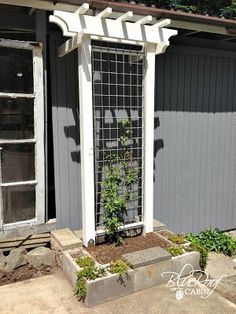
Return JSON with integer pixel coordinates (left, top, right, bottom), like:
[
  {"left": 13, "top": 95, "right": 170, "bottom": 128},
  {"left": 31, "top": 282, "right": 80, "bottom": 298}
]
[
  {"left": 27, "top": 247, "right": 55, "bottom": 270},
  {"left": 0, "top": 250, "right": 5, "bottom": 269},
  {"left": 122, "top": 246, "right": 171, "bottom": 269},
  {"left": 4, "top": 248, "right": 27, "bottom": 272},
  {"left": 51, "top": 228, "right": 82, "bottom": 251},
  {"left": 153, "top": 219, "right": 166, "bottom": 232}
]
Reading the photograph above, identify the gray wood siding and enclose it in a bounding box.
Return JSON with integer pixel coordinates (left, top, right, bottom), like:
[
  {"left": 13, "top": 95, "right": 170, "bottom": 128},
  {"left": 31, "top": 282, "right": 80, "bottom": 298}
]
[
  {"left": 49, "top": 35, "right": 82, "bottom": 230},
  {"left": 154, "top": 45, "right": 236, "bottom": 233}
]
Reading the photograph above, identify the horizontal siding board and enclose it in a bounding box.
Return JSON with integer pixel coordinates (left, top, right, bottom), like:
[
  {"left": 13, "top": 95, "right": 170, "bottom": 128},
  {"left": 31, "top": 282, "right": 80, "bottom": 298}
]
[{"left": 155, "top": 45, "right": 236, "bottom": 233}]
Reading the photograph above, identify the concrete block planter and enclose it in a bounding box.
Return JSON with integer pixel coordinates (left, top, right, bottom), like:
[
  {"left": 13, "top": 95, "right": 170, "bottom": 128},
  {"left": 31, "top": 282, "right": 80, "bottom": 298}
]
[
  {"left": 172, "top": 251, "right": 200, "bottom": 276},
  {"left": 133, "top": 259, "right": 172, "bottom": 292},
  {"left": 63, "top": 250, "right": 134, "bottom": 307},
  {"left": 85, "top": 270, "right": 134, "bottom": 307},
  {"left": 62, "top": 246, "right": 200, "bottom": 307}
]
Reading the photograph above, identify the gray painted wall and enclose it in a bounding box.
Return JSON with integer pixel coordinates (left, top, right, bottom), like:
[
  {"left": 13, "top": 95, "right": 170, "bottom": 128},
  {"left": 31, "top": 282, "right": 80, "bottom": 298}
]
[
  {"left": 50, "top": 36, "right": 236, "bottom": 234},
  {"left": 50, "top": 35, "right": 82, "bottom": 230},
  {"left": 154, "top": 45, "right": 236, "bottom": 233}
]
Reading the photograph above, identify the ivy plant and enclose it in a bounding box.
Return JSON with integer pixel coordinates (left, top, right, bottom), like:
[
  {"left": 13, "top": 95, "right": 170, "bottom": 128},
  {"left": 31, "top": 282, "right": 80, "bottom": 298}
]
[{"left": 102, "top": 119, "right": 138, "bottom": 245}]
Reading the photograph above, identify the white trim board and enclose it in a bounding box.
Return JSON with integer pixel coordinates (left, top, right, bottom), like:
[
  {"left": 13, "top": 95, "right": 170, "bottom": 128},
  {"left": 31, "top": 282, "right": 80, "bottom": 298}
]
[{"left": 0, "top": 39, "right": 45, "bottom": 230}]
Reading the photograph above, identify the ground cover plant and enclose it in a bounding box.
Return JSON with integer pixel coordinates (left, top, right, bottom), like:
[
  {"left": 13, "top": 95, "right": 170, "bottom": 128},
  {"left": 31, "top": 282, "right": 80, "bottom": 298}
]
[
  {"left": 186, "top": 228, "right": 236, "bottom": 256},
  {"left": 168, "top": 233, "right": 186, "bottom": 244},
  {"left": 109, "top": 259, "right": 130, "bottom": 275},
  {"left": 75, "top": 256, "right": 107, "bottom": 301},
  {"left": 167, "top": 246, "right": 183, "bottom": 256}
]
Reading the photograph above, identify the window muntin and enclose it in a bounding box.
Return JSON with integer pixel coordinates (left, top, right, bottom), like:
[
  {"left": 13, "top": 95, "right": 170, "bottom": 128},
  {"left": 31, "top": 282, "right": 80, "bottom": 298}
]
[{"left": 0, "top": 40, "right": 44, "bottom": 228}]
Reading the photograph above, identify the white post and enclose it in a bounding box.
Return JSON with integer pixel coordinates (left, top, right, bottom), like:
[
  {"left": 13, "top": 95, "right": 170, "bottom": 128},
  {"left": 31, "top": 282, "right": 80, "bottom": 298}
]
[
  {"left": 143, "top": 44, "right": 156, "bottom": 234},
  {"left": 78, "top": 36, "right": 96, "bottom": 246}
]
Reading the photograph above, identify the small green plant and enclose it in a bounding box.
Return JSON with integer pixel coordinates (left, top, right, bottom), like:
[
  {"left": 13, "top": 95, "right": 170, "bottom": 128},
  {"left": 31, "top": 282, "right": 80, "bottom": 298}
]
[
  {"left": 75, "top": 277, "right": 87, "bottom": 301},
  {"left": 167, "top": 246, "right": 183, "bottom": 256},
  {"left": 76, "top": 256, "right": 95, "bottom": 268},
  {"left": 109, "top": 259, "right": 130, "bottom": 275},
  {"left": 75, "top": 256, "right": 107, "bottom": 301},
  {"left": 186, "top": 228, "right": 236, "bottom": 256},
  {"left": 189, "top": 243, "right": 209, "bottom": 271},
  {"left": 168, "top": 233, "right": 186, "bottom": 245}
]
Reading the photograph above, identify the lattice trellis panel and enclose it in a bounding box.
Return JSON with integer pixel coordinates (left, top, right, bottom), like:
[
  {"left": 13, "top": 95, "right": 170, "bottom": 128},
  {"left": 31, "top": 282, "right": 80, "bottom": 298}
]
[{"left": 92, "top": 41, "right": 145, "bottom": 231}]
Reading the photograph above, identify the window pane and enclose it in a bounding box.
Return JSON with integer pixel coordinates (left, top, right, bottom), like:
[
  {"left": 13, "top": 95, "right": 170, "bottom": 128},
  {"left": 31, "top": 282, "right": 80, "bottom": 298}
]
[
  {"left": 0, "top": 47, "right": 33, "bottom": 93},
  {"left": 1, "top": 144, "right": 35, "bottom": 183},
  {"left": 0, "top": 98, "right": 34, "bottom": 139},
  {"left": 2, "top": 185, "right": 35, "bottom": 224}
]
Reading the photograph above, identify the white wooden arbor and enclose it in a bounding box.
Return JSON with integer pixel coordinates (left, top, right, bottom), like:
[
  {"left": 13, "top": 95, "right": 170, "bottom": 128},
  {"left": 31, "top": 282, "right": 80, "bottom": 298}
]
[{"left": 50, "top": 4, "right": 177, "bottom": 247}]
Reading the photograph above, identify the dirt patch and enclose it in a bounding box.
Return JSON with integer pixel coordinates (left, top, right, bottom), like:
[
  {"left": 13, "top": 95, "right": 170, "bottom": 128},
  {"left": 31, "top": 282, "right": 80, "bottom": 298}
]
[
  {"left": 86, "top": 233, "right": 172, "bottom": 264},
  {"left": 157, "top": 230, "right": 174, "bottom": 238},
  {"left": 0, "top": 264, "right": 56, "bottom": 286}
]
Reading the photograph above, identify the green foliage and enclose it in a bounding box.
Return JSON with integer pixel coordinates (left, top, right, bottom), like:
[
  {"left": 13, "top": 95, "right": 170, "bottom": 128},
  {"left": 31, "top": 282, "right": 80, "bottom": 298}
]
[
  {"left": 141, "top": 0, "right": 236, "bottom": 17},
  {"left": 189, "top": 243, "right": 208, "bottom": 271},
  {"left": 75, "top": 277, "right": 87, "bottom": 301},
  {"left": 168, "top": 233, "right": 186, "bottom": 244},
  {"left": 75, "top": 257, "right": 107, "bottom": 301},
  {"left": 102, "top": 119, "right": 138, "bottom": 244},
  {"left": 186, "top": 228, "right": 236, "bottom": 256},
  {"left": 220, "top": 2, "right": 236, "bottom": 18},
  {"left": 76, "top": 256, "right": 95, "bottom": 268},
  {"left": 167, "top": 246, "right": 183, "bottom": 256},
  {"left": 109, "top": 259, "right": 130, "bottom": 275}
]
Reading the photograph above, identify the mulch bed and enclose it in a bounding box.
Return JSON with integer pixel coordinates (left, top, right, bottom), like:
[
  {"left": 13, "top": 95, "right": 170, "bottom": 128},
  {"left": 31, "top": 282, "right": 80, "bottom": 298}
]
[
  {"left": 0, "top": 264, "right": 55, "bottom": 286},
  {"left": 157, "top": 230, "right": 174, "bottom": 238},
  {"left": 86, "top": 232, "right": 172, "bottom": 264}
]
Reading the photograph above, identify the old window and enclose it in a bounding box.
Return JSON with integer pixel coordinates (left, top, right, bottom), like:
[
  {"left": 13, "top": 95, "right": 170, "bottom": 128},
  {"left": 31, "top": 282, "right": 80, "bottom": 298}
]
[{"left": 0, "top": 39, "right": 44, "bottom": 229}]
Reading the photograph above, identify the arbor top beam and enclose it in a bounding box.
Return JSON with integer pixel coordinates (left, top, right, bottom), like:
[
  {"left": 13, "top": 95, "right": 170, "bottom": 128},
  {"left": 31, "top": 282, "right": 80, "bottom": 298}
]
[{"left": 49, "top": 3, "right": 177, "bottom": 56}]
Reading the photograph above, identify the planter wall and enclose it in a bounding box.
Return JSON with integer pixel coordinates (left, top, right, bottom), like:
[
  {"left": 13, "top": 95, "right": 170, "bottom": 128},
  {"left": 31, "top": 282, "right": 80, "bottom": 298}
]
[{"left": 62, "top": 248, "right": 200, "bottom": 307}]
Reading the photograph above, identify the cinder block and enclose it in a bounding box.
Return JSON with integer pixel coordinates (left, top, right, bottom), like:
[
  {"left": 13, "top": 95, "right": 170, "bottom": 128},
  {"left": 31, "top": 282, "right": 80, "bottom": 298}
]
[
  {"left": 123, "top": 246, "right": 171, "bottom": 269},
  {"left": 134, "top": 259, "right": 172, "bottom": 292},
  {"left": 85, "top": 270, "right": 134, "bottom": 307},
  {"left": 63, "top": 251, "right": 80, "bottom": 286},
  {"left": 51, "top": 228, "right": 82, "bottom": 251},
  {"left": 172, "top": 251, "right": 200, "bottom": 276}
]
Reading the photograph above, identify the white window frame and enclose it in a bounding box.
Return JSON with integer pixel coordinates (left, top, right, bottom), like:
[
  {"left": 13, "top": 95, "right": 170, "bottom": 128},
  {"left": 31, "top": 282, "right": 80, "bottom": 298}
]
[{"left": 0, "top": 39, "right": 45, "bottom": 230}]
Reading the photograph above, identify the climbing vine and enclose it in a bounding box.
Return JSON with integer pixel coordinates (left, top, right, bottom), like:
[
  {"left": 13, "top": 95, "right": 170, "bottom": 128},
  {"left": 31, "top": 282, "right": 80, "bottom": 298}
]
[{"left": 102, "top": 119, "right": 138, "bottom": 244}]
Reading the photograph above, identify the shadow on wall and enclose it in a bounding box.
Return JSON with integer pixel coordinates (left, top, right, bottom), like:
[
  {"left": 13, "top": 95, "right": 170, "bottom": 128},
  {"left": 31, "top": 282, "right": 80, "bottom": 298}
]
[{"left": 154, "top": 116, "right": 164, "bottom": 183}]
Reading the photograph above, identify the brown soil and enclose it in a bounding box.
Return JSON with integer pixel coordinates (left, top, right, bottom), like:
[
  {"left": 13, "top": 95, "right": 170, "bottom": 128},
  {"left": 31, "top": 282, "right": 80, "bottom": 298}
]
[
  {"left": 86, "top": 232, "right": 172, "bottom": 264},
  {"left": 158, "top": 230, "right": 174, "bottom": 238},
  {"left": 0, "top": 264, "right": 55, "bottom": 286}
]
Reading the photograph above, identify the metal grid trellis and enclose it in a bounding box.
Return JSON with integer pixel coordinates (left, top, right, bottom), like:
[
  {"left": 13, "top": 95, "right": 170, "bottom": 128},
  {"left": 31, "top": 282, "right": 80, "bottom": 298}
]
[{"left": 91, "top": 40, "right": 145, "bottom": 232}]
